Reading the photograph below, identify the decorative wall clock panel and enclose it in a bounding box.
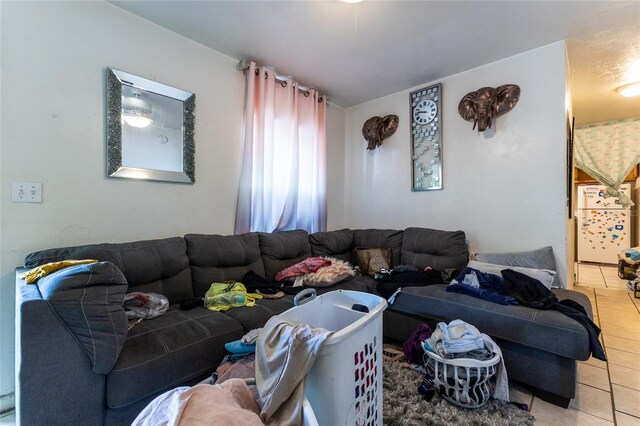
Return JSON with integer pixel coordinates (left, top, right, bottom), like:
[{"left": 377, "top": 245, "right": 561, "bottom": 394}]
[{"left": 410, "top": 83, "right": 442, "bottom": 191}]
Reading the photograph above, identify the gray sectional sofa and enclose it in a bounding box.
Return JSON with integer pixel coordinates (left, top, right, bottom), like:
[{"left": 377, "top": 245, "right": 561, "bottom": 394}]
[{"left": 16, "top": 227, "right": 593, "bottom": 425}]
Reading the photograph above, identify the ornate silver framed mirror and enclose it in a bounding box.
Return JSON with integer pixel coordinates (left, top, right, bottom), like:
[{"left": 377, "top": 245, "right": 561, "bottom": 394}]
[{"left": 106, "top": 67, "right": 195, "bottom": 183}]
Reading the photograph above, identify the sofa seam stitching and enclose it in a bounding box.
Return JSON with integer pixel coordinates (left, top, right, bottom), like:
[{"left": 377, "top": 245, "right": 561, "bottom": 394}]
[
  {"left": 107, "top": 365, "right": 215, "bottom": 409},
  {"left": 148, "top": 326, "right": 170, "bottom": 354},
  {"left": 111, "top": 332, "right": 239, "bottom": 372},
  {"left": 106, "top": 266, "right": 120, "bottom": 365},
  {"left": 126, "top": 312, "right": 233, "bottom": 337},
  {"left": 80, "top": 269, "right": 97, "bottom": 369}
]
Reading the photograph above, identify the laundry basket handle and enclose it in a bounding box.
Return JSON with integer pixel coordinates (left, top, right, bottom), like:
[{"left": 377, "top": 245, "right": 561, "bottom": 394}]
[{"left": 294, "top": 288, "right": 317, "bottom": 306}]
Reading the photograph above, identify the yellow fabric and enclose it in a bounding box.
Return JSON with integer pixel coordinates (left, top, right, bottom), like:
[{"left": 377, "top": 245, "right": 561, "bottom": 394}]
[
  {"left": 18, "top": 259, "right": 99, "bottom": 284},
  {"left": 204, "top": 282, "right": 263, "bottom": 312}
]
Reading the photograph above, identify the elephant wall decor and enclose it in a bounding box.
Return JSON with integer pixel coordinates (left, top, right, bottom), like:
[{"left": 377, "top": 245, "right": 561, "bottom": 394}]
[
  {"left": 362, "top": 114, "right": 399, "bottom": 150},
  {"left": 458, "top": 84, "right": 520, "bottom": 131}
]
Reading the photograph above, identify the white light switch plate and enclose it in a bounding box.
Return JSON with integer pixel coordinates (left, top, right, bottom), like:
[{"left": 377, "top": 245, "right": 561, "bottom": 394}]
[{"left": 12, "top": 182, "right": 42, "bottom": 203}]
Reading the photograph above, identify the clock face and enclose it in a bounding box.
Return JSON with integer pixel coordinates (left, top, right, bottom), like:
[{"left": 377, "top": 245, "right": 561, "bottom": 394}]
[{"left": 413, "top": 99, "right": 438, "bottom": 125}]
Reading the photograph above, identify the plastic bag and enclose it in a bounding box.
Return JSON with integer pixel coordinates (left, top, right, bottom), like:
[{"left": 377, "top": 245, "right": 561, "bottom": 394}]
[
  {"left": 204, "top": 282, "right": 262, "bottom": 311},
  {"left": 124, "top": 292, "right": 169, "bottom": 319}
]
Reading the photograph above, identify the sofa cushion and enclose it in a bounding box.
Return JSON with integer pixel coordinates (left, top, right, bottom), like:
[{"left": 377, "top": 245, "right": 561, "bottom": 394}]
[
  {"left": 401, "top": 227, "right": 468, "bottom": 272},
  {"left": 37, "top": 262, "right": 128, "bottom": 375},
  {"left": 353, "top": 229, "right": 403, "bottom": 266},
  {"left": 223, "top": 298, "right": 295, "bottom": 333},
  {"left": 309, "top": 229, "right": 354, "bottom": 262},
  {"left": 312, "top": 275, "right": 376, "bottom": 295},
  {"left": 258, "top": 230, "right": 312, "bottom": 279},
  {"left": 185, "top": 233, "right": 266, "bottom": 297},
  {"left": 106, "top": 306, "right": 242, "bottom": 409},
  {"left": 387, "top": 284, "right": 592, "bottom": 360},
  {"left": 25, "top": 237, "right": 193, "bottom": 304},
  {"left": 475, "top": 246, "right": 560, "bottom": 287}
]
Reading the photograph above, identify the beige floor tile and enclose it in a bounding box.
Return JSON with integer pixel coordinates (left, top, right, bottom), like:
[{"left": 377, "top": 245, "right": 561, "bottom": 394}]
[
  {"left": 568, "top": 383, "right": 613, "bottom": 422},
  {"left": 579, "top": 264, "right": 604, "bottom": 272},
  {"left": 597, "top": 304, "right": 638, "bottom": 313},
  {"left": 607, "top": 281, "right": 632, "bottom": 290},
  {"left": 597, "top": 296, "right": 635, "bottom": 305},
  {"left": 597, "top": 305, "right": 638, "bottom": 316},
  {"left": 531, "top": 397, "right": 613, "bottom": 425},
  {"left": 509, "top": 381, "right": 534, "bottom": 407},
  {"left": 574, "top": 286, "right": 595, "bottom": 297},
  {"left": 581, "top": 356, "right": 608, "bottom": 370},
  {"left": 613, "top": 384, "right": 640, "bottom": 418},
  {"left": 601, "top": 269, "right": 624, "bottom": 278},
  {"left": 598, "top": 314, "right": 640, "bottom": 327},
  {"left": 577, "top": 363, "right": 611, "bottom": 391},
  {"left": 604, "top": 336, "right": 640, "bottom": 355},
  {"left": 599, "top": 318, "right": 640, "bottom": 331},
  {"left": 609, "top": 364, "right": 640, "bottom": 391},
  {"left": 596, "top": 288, "right": 633, "bottom": 299},
  {"left": 579, "top": 282, "right": 607, "bottom": 289},
  {"left": 579, "top": 271, "right": 605, "bottom": 279},
  {"left": 615, "top": 411, "right": 640, "bottom": 426},
  {"left": 601, "top": 324, "right": 640, "bottom": 341},
  {"left": 596, "top": 298, "right": 638, "bottom": 309},
  {"left": 607, "top": 348, "right": 640, "bottom": 371},
  {"left": 601, "top": 272, "right": 623, "bottom": 279}
]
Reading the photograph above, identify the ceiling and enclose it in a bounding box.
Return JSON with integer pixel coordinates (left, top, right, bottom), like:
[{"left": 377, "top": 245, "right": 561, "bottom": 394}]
[{"left": 111, "top": 1, "right": 640, "bottom": 125}]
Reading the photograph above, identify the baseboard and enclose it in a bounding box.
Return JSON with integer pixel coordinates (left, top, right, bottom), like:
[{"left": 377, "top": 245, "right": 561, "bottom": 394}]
[{"left": 0, "top": 393, "right": 15, "bottom": 414}]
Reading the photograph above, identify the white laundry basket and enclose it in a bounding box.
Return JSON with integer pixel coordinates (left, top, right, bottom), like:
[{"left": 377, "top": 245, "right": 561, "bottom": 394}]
[
  {"left": 280, "top": 289, "right": 387, "bottom": 426},
  {"left": 421, "top": 342, "right": 500, "bottom": 409}
]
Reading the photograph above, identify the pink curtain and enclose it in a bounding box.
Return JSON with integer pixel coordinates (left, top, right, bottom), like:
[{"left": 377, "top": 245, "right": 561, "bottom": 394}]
[{"left": 235, "top": 61, "right": 327, "bottom": 234}]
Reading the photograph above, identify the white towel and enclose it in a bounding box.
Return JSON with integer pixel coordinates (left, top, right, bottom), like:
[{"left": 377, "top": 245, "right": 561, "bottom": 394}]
[{"left": 481, "top": 333, "right": 509, "bottom": 402}]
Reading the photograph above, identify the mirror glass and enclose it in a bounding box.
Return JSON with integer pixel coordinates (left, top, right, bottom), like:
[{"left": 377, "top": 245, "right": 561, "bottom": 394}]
[{"left": 106, "top": 68, "right": 195, "bottom": 183}]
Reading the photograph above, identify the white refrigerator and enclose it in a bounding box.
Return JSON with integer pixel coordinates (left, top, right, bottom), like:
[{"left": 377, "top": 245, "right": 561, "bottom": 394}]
[{"left": 577, "top": 183, "right": 632, "bottom": 264}]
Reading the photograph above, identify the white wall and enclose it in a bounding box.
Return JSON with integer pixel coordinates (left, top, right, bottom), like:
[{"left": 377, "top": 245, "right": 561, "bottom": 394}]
[
  {"left": 326, "top": 104, "right": 346, "bottom": 230},
  {"left": 565, "top": 48, "right": 576, "bottom": 289},
  {"left": 344, "top": 42, "right": 569, "bottom": 286},
  {"left": 0, "top": 1, "right": 345, "bottom": 405}
]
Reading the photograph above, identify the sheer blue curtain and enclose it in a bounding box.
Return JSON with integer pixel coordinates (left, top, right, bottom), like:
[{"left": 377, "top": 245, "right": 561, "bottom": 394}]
[{"left": 235, "top": 61, "right": 327, "bottom": 234}]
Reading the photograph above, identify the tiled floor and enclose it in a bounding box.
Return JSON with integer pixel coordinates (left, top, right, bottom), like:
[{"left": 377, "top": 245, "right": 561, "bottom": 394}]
[
  {"left": 508, "top": 264, "right": 640, "bottom": 425},
  {"left": 2, "top": 264, "right": 638, "bottom": 425}
]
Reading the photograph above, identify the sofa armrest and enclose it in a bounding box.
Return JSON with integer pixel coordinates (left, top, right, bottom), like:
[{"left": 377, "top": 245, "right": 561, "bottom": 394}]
[
  {"left": 33, "top": 261, "right": 129, "bottom": 374},
  {"left": 16, "top": 275, "right": 107, "bottom": 425}
]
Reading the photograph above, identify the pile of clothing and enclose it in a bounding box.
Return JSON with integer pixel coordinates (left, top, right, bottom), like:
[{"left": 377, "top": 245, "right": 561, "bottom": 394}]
[
  {"left": 447, "top": 267, "right": 606, "bottom": 361},
  {"left": 411, "top": 320, "right": 509, "bottom": 404},
  {"left": 375, "top": 265, "right": 457, "bottom": 301}
]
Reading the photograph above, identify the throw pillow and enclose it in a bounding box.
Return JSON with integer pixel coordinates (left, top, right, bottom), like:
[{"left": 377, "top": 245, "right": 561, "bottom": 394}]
[
  {"left": 275, "top": 257, "right": 332, "bottom": 281},
  {"left": 467, "top": 260, "right": 556, "bottom": 289},
  {"left": 298, "top": 257, "right": 356, "bottom": 287},
  {"left": 475, "top": 246, "right": 558, "bottom": 286},
  {"left": 354, "top": 248, "right": 391, "bottom": 276}
]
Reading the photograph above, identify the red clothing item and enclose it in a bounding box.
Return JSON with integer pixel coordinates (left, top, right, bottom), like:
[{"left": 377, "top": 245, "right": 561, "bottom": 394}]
[{"left": 275, "top": 257, "right": 332, "bottom": 281}]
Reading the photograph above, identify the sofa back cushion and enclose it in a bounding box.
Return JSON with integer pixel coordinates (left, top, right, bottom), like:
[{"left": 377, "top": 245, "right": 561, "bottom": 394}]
[
  {"left": 353, "top": 229, "right": 403, "bottom": 266},
  {"left": 185, "top": 233, "right": 266, "bottom": 297},
  {"left": 24, "top": 237, "right": 193, "bottom": 304},
  {"left": 309, "top": 228, "right": 354, "bottom": 262},
  {"left": 475, "top": 246, "right": 560, "bottom": 287},
  {"left": 401, "top": 227, "right": 468, "bottom": 271},
  {"left": 259, "top": 230, "right": 311, "bottom": 279}
]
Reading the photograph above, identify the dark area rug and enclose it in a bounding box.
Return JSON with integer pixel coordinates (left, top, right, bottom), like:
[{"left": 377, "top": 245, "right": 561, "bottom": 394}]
[{"left": 383, "top": 360, "right": 534, "bottom": 426}]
